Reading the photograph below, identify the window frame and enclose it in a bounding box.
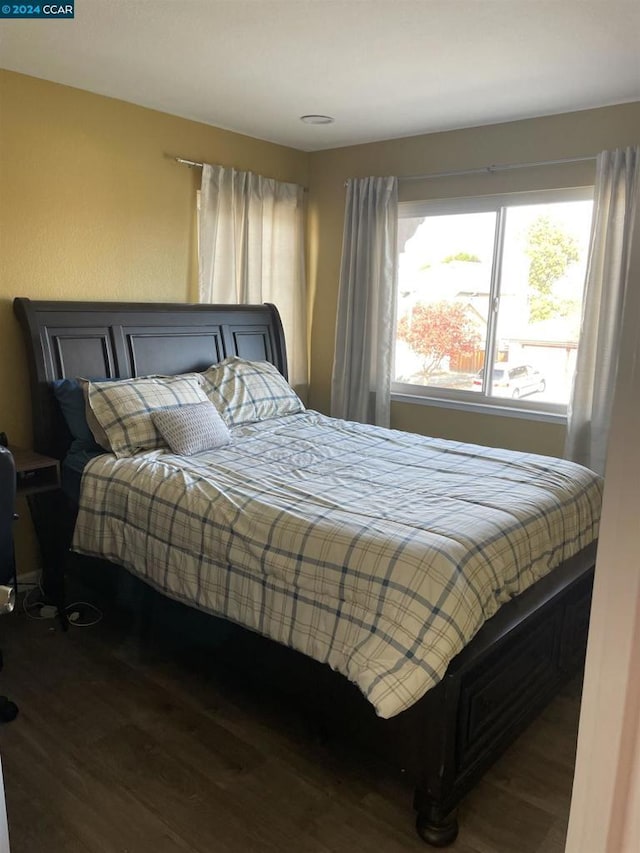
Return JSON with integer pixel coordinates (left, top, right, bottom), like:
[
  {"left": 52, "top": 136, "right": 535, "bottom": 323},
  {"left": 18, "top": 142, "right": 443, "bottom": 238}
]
[{"left": 392, "top": 185, "right": 594, "bottom": 421}]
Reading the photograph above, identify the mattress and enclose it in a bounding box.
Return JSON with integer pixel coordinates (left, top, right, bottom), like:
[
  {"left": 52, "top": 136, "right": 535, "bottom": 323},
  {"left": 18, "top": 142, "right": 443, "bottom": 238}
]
[{"left": 72, "top": 411, "right": 602, "bottom": 718}]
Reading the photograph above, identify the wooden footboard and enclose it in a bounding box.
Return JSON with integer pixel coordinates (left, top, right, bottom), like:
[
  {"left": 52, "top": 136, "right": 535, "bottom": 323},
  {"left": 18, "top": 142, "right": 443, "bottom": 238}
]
[
  {"left": 292, "top": 543, "right": 595, "bottom": 845},
  {"left": 412, "top": 549, "right": 594, "bottom": 845}
]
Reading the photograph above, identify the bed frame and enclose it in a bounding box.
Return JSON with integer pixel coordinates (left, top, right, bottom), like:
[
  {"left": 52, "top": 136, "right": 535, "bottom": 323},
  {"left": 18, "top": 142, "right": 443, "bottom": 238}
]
[{"left": 13, "top": 297, "right": 596, "bottom": 846}]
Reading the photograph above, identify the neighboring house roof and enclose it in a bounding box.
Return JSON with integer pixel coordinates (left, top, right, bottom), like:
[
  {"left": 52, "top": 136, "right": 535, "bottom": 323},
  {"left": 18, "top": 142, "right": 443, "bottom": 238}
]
[{"left": 508, "top": 316, "right": 581, "bottom": 346}]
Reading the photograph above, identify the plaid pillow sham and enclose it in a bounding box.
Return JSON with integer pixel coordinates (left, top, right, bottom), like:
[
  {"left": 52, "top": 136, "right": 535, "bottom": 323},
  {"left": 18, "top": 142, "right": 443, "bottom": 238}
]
[
  {"left": 85, "top": 375, "right": 209, "bottom": 457},
  {"left": 78, "top": 378, "right": 114, "bottom": 451},
  {"left": 201, "top": 357, "right": 304, "bottom": 426}
]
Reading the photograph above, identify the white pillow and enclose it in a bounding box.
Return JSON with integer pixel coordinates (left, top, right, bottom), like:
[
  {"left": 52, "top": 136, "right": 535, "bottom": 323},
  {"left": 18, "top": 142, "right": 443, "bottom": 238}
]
[
  {"left": 152, "top": 402, "right": 231, "bottom": 456},
  {"left": 201, "top": 357, "right": 304, "bottom": 426}
]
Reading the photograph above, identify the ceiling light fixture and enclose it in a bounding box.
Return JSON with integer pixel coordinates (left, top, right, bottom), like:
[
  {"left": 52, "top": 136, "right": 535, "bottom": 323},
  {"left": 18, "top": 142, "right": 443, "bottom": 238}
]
[{"left": 300, "top": 114, "right": 335, "bottom": 125}]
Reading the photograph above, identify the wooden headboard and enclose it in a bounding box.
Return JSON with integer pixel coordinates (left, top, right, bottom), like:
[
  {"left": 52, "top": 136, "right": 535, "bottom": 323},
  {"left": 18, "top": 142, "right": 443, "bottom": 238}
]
[{"left": 13, "top": 298, "right": 287, "bottom": 459}]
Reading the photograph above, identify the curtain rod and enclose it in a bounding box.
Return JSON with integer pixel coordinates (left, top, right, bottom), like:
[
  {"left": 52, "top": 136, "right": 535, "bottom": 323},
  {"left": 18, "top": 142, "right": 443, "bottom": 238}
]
[
  {"left": 174, "top": 156, "right": 203, "bottom": 168},
  {"left": 172, "top": 155, "right": 308, "bottom": 191},
  {"left": 175, "top": 153, "right": 596, "bottom": 188},
  {"left": 397, "top": 154, "right": 597, "bottom": 182}
]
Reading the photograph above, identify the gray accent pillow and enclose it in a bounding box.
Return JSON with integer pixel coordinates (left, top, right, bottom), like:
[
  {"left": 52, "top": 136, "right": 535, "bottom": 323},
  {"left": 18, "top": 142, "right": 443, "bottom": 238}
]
[{"left": 151, "top": 401, "right": 231, "bottom": 456}]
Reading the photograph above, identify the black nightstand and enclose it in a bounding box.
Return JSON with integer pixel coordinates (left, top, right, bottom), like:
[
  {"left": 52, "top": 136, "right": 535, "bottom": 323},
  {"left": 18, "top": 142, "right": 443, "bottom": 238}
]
[
  {"left": 11, "top": 447, "right": 67, "bottom": 630},
  {"left": 11, "top": 447, "right": 60, "bottom": 497}
]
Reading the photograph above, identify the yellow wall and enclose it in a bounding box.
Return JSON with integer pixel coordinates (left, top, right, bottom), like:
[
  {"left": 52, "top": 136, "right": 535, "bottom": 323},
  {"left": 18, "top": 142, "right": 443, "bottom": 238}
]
[
  {"left": 0, "top": 69, "right": 308, "bottom": 572},
  {"left": 306, "top": 103, "right": 640, "bottom": 454}
]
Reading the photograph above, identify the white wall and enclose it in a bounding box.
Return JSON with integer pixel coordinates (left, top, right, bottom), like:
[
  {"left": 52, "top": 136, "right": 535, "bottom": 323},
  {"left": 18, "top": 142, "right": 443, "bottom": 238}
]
[{"left": 566, "top": 188, "right": 640, "bottom": 852}]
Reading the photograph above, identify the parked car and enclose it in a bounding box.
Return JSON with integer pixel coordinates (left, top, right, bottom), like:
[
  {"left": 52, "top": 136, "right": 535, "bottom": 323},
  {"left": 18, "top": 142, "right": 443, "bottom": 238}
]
[{"left": 473, "top": 364, "right": 546, "bottom": 399}]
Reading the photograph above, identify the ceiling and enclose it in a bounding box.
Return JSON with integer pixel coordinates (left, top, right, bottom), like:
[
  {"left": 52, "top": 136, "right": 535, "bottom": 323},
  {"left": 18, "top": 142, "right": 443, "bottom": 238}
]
[{"left": 1, "top": 1, "right": 638, "bottom": 151}]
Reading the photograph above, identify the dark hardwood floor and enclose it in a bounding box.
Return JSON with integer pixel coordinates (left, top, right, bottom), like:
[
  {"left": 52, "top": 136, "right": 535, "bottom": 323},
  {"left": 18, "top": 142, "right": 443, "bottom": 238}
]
[{"left": 0, "top": 595, "right": 582, "bottom": 853}]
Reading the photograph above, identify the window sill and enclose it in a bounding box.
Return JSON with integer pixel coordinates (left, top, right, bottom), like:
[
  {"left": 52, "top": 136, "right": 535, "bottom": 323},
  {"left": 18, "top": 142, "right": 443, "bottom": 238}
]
[{"left": 391, "top": 391, "right": 567, "bottom": 425}]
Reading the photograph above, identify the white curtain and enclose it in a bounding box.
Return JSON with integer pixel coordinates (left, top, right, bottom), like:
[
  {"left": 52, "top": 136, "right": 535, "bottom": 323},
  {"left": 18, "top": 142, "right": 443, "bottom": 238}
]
[
  {"left": 198, "top": 164, "right": 308, "bottom": 389},
  {"left": 331, "top": 176, "right": 398, "bottom": 426},
  {"left": 565, "top": 146, "right": 640, "bottom": 475}
]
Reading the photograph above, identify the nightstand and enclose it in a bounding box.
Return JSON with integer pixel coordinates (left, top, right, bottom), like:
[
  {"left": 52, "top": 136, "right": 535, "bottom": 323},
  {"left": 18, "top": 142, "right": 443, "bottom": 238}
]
[
  {"left": 11, "top": 447, "right": 60, "bottom": 497},
  {"left": 10, "top": 447, "right": 67, "bottom": 630}
]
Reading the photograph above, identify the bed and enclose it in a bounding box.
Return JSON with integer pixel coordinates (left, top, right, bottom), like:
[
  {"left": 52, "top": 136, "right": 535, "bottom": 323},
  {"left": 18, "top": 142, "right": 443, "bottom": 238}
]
[{"left": 14, "top": 297, "right": 600, "bottom": 846}]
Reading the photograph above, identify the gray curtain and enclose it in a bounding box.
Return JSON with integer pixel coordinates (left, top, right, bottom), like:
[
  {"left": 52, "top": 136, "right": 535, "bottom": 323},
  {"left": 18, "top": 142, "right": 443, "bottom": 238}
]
[
  {"left": 331, "top": 176, "right": 398, "bottom": 426},
  {"left": 565, "top": 146, "right": 640, "bottom": 474}
]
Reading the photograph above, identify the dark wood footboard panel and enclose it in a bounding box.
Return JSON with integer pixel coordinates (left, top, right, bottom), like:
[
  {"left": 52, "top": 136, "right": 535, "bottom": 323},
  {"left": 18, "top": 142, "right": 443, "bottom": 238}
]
[
  {"left": 301, "top": 543, "right": 595, "bottom": 845},
  {"left": 412, "top": 548, "right": 594, "bottom": 844}
]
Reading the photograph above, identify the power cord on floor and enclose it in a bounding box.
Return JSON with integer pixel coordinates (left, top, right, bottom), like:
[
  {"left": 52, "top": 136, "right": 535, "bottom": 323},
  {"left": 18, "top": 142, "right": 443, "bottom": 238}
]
[{"left": 21, "top": 578, "right": 103, "bottom": 628}]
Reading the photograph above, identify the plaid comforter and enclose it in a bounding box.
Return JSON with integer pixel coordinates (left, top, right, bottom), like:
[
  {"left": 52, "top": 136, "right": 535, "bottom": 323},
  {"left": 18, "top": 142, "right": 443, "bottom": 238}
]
[{"left": 72, "top": 411, "right": 602, "bottom": 718}]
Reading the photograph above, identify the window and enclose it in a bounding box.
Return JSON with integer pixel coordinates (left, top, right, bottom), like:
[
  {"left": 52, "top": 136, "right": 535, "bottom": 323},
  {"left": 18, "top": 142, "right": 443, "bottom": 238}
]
[{"left": 392, "top": 188, "right": 594, "bottom": 416}]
